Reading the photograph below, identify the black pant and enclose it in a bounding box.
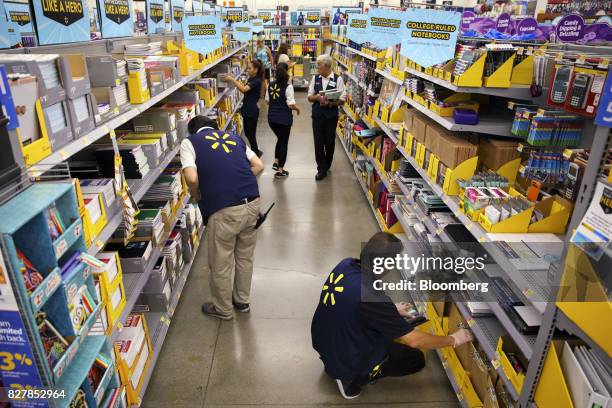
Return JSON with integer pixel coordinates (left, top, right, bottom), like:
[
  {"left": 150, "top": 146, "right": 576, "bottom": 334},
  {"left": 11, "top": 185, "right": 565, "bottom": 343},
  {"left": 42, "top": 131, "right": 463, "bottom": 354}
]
[
  {"left": 243, "top": 116, "right": 259, "bottom": 153},
  {"left": 269, "top": 122, "right": 292, "bottom": 167},
  {"left": 356, "top": 342, "right": 425, "bottom": 385},
  {"left": 312, "top": 116, "right": 338, "bottom": 173}
]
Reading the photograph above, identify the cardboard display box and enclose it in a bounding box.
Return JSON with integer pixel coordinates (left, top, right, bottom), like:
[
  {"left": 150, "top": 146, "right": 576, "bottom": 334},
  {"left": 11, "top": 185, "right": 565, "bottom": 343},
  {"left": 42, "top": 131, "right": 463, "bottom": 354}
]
[
  {"left": 59, "top": 54, "right": 91, "bottom": 99},
  {"left": 66, "top": 94, "right": 96, "bottom": 138},
  {"left": 86, "top": 55, "right": 128, "bottom": 87},
  {"left": 478, "top": 138, "right": 520, "bottom": 171},
  {"left": 411, "top": 112, "right": 429, "bottom": 144},
  {"left": 430, "top": 131, "right": 478, "bottom": 169}
]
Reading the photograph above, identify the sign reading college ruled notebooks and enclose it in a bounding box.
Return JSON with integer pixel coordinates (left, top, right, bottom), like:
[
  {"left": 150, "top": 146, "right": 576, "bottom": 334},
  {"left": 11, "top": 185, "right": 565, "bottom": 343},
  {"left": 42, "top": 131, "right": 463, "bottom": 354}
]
[
  {"left": 182, "top": 15, "right": 222, "bottom": 55},
  {"left": 99, "top": 0, "right": 135, "bottom": 38},
  {"left": 32, "top": 0, "right": 91, "bottom": 45}
]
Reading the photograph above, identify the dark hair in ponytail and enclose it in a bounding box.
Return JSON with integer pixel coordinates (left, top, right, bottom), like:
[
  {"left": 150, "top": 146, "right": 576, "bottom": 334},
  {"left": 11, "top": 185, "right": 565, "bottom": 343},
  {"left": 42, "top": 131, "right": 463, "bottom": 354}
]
[
  {"left": 275, "top": 43, "right": 289, "bottom": 65},
  {"left": 275, "top": 62, "right": 289, "bottom": 86},
  {"left": 250, "top": 59, "right": 265, "bottom": 83}
]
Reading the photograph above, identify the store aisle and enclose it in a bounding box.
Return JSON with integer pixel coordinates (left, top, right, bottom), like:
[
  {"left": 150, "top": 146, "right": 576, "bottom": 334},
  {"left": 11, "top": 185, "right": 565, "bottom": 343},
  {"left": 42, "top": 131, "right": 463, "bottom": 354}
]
[{"left": 143, "top": 93, "right": 457, "bottom": 408}]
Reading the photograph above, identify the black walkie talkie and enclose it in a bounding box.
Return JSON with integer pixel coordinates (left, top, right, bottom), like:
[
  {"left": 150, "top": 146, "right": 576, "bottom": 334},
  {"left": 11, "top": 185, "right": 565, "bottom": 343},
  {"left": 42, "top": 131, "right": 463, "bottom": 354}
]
[{"left": 255, "top": 202, "right": 275, "bottom": 229}]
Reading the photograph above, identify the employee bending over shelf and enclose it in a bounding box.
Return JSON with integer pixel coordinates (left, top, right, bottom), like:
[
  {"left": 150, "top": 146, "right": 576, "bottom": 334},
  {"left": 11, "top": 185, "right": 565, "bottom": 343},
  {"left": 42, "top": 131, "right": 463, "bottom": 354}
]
[
  {"left": 181, "top": 115, "right": 264, "bottom": 320},
  {"left": 307, "top": 54, "right": 346, "bottom": 181},
  {"left": 311, "top": 232, "right": 473, "bottom": 399}
]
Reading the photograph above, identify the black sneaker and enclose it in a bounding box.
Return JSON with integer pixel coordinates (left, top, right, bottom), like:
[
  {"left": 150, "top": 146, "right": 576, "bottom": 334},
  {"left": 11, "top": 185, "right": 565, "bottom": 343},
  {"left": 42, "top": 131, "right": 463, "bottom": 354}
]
[
  {"left": 233, "top": 301, "right": 250, "bottom": 313},
  {"left": 272, "top": 162, "right": 279, "bottom": 171},
  {"left": 335, "top": 379, "right": 362, "bottom": 400},
  {"left": 315, "top": 171, "right": 327, "bottom": 181},
  {"left": 274, "top": 170, "right": 289, "bottom": 179}
]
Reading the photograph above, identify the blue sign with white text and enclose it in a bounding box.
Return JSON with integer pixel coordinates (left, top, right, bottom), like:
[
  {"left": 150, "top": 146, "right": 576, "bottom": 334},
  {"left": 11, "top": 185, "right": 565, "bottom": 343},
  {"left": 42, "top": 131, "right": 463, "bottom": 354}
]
[
  {"left": 31, "top": 0, "right": 91, "bottom": 45},
  {"left": 233, "top": 22, "right": 252, "bottom": 42},
  {"left": 147, "top": 0, "right": 165, "bottom": 34},
  {"left": 99, "top": 0, "right": 134, "bottom": 38},
  {"left": 183, "top": 15, "right": 222, "bottom": 55},
  {"left": 346, "top": 13, "right": 369, "bottom": 44},
  {"left": 366, "top": 8, "right": 406, "bottom": 49},
  {"left": 400, "top": 8, "right": 461, "bottom": 67},
  {"left": 595, "top": 72, "right": 612, "bottom": 128}
]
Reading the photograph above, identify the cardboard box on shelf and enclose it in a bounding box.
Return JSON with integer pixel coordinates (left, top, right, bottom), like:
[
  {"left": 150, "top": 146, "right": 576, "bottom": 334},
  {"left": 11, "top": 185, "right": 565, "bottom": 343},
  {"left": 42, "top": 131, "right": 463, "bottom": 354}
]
[
  {"left": 447, "top": 303, "right": 471, "bottom": 369},
  {"left": 411, "top": 112, "right": 429, "bottom": 144},
  {"left": 478, "top": 138, "right": 520, "bottom": 171},
  {"left": 432, "top": 132, "right": 478, "bottom": 169},
  {"left": 402, "top": 108, "right": 415, "bottom": 135}
]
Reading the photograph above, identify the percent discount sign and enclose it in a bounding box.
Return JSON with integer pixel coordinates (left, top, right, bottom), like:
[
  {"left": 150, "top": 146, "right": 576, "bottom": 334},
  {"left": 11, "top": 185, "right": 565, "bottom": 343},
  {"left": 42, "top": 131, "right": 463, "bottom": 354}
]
[{"left": 183, "top": 15, "right": 223, "bottom": 55}]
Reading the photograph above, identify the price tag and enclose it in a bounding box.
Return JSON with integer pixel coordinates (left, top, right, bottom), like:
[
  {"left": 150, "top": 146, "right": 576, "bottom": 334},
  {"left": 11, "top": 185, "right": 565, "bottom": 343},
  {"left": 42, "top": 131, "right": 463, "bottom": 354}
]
[
  {"left": 436, "top": 227, "right": 443, "bottom": 235},
  {"left": 523, "top": 287, "right": 535, "bottom": 298},
  {"left": 59, "top": 149, "right": 68, "bottom": 160},
  {"left": 160, "top": 315, "right": 170, "bottom": 325},
  {"left": 491, "top": 359, "right": 501, "bottom": 369},
  {"left": 467, "top": 318, "right": 475, "bottom": 327},
  {"left": 82, "top": 136, "right": 90, "bottom": 145},
  {"left": 517, "top": 143, "right": 524, "bottom": 153},
  {"left": 116, "top": 322, "right": 123, "bottom": 331},
  {"left": 456, "top": 392, "right": 464, "bottom": 401},
  {"left": 466, "top": 223, "right": 473, "bottom": 231},
  {"left": 478, "top": 236, "right": 486, "bottom": 243}
]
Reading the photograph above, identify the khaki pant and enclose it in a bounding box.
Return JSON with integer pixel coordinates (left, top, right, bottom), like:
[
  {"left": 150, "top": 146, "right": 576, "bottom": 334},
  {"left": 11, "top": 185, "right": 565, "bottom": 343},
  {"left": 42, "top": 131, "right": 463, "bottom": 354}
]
[{"left": 205, "top": 198, "right": 260, "bottom": 316}]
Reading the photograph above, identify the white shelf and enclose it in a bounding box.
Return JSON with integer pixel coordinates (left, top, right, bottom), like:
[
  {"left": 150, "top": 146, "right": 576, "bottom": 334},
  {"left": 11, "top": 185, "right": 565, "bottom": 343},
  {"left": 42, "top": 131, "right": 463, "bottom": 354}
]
[
  {"left": 375, "top": 68, "right": 405, "bottom": 85},
  {"left": 401, "top": 95, "right": 514, "bottom": 136},
  {"left": 347, "top": 46, "right": 379, "bottom": 61},
  {"left": 28, "top": 44, "right": 248, "bottom": 177},
  {"left": 405, "top": 66, "right": 533, "bottom": 100}
]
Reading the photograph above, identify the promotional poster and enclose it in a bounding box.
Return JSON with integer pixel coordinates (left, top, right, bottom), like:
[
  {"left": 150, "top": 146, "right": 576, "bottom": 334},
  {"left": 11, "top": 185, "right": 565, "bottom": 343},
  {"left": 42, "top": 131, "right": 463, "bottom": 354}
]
[
  {"left": 366, "top": 7, "right": 406, "bottom": 49},
  {"left": 296, "top": 9, "right": 321, "bottom": 26},
  {"left": 4, "top": 1, "right": 34, "bottom": 34},
  {"left": 99, "top": 0, "right": 134, "bottom": 38},
  {"left": 233, "top": 21, "right": 252, "bottom": 42},
  {"left": 182, "top": 14, "right": 222, "bottom": 54},
  {"left": 31, "top": 0, "right": 91, "bottom": 45},
  {"left": 146, "top": 0, "right": 165, "bottom": 34},
  {"left": 346, "top": 13, "right": 369, "bottom": 44},
  {"left": 331, "top": 6, "right": 362, "bottom": 25},
  {"left": 224, "top": 6, "right": 244, "bottom": 26},
  {"left": 257, "top": 9, "right": 274, "bottom": 25},
  {"left": 171, "top": 0, "right": 185, "bottom": 32},
  {"left": 400, "top": 8, "right": 461, "bottom": 67}
]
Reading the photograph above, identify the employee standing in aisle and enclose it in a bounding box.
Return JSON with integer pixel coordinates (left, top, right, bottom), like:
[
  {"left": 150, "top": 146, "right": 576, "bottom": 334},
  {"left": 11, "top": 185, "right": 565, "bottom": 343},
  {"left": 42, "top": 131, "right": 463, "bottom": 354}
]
[
  {"left": 311, "top": 232, "right": 473, "bottom": 399},
  {"left": 307, "top": 54, "right": 346, "bottom": 181},
  {"left": 181, "top": 115, "right": 264, "bottom": 320},
  {"left": 222, "top": 60, "right": 265, "bottom": 157},
  {"left": 266, "top": 62, "right": 300, "bottom": 178}
]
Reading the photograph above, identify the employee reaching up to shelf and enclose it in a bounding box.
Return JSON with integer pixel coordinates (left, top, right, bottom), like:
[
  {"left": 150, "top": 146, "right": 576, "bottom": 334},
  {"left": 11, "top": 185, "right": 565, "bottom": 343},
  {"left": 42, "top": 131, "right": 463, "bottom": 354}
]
[
  {"left": 311, "top": 232, "right": 473, "bottom": 400},
  {"left": 266, "top": 62, "right": 300, "bottom": 179},
  {"left": 222, "top": 60, "right": 265, "bottom": 158},
  {"left": 180, "top": 115, "right": 264, "bottom": 320},
  {"left": 307, "top": 54, "right": 346, "bottom": 181}
]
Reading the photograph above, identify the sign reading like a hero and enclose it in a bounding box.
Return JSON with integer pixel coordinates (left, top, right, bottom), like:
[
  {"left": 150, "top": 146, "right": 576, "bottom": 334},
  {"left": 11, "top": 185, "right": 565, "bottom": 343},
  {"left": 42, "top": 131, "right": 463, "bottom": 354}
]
[{"left": 33, "top": 0, "right": 90, "bottom": 45}]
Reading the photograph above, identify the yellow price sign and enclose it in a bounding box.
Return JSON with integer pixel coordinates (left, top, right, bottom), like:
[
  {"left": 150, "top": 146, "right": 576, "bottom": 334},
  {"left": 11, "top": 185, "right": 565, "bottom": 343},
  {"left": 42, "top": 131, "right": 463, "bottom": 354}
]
[{"left": 0, "top": 351, "right": 33, "bottom": 371}]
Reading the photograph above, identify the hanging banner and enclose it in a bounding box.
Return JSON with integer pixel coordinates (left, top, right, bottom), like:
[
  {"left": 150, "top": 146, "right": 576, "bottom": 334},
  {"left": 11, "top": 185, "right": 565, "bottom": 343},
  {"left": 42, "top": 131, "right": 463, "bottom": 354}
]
[
  {"left": 400, "top": 8, "right": 461, "bottom": 67},
  {"left": 171, "top": 0, "right": 184, "bottom": 32},
  {"left": 224, "top": 7, "right": 243, "bottom": 26},
  {"left": 366, "top": 7, "right": 406, "bottom": 49},
  {"left": 243, "top": 9, "right": 249, "bottom": 23},
  {"left": 258, "top": 9, "right": 274, "bottom": 25},
  {"left": 165, "top": 1, "right": 172, "bottom": 31},
  {"left": 0, "top": 250, "right": 49, "bottom": 408},
  {"left": 346, "top": 13, "right": 369, "bottom": 44},
  {"left": 31, "top": 0, "right": 91, "bottom": 45},
  {"left": 99, "top": 0, "right": 134, "bottom": 38},
  {"left": 296, "top": 9, "right": 321, "bottom": 26},
  {"left": 0, "top": 1, "right": 10, "bottom": 48},
  {"left": 496, "top": 12, "right": 512, "bottom": 33},
  {"left": 146, "top": 0, "right": 165, "bottom": 33},
  {"left": 251, "top": 18, "right": 264, "bottom": 33},
  {"left": 4, "top": 1, "right": 33, "bottom": 33},
  {"left": 233, "top": 21, "right": 252, "bottom": 42},
  {"left": 193, "top": 0, "right": 203, "bottom": 14},
  {"left": 183, "top": 15, "right": 222, "bottom": 55},
  {"left": 331, "top": 6, "right": 362, "bottom": 25},
  {"left": 595, "top": 71, "right": 612, "bottom": 128}
]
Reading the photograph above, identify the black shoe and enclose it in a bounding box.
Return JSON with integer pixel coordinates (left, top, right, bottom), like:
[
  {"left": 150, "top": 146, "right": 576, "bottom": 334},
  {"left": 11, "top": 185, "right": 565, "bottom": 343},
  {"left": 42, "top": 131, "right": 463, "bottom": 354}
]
[
  {"left": 315, "top": 171, "right": 327, "bottom": 181},
  {"left": 274, "top": 170, "right": 289, "bottom": 179},
  {"left": 232, "top": 301, "right": 250, "bottom": 313},
  {"left": 201, "top": 303, "right": 233, "bottom": 320},
  {"left": 272, "top": 162, "right": 279, "bottom": 171},
  {"left": 335, "top": 379, "right": 362, "bottom": 400},
  {"left": 256, "top": 150, "right": 264, "bottom": 158}
]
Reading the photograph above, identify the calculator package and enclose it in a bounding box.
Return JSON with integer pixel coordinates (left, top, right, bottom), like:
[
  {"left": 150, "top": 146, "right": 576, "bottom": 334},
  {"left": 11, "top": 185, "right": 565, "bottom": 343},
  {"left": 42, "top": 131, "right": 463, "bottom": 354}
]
[{"left": 547, "top": 62, "right": 608, "bottom": 117}]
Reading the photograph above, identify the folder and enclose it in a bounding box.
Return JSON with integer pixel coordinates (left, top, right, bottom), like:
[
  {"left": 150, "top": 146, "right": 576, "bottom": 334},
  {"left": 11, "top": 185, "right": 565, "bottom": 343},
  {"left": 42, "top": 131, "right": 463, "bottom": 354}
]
[{"left": 560, "top": 342, "right": 612, "bottom": 408}]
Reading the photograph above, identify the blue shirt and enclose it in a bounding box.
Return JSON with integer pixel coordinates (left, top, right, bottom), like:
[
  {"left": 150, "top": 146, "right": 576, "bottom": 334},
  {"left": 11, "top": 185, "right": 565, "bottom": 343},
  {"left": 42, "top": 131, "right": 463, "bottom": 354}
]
[
  {"left": 256, "top": 48, "right": 271, "bottom": 68},
  {"left": 187, "top": 127, "right": 259, "bottom": 222},
  {"left": 241, "top": 76, "right": 261, "bottom": 119},
  {"left": 311, "top": 258, "right": 413, "bottom": 380}
]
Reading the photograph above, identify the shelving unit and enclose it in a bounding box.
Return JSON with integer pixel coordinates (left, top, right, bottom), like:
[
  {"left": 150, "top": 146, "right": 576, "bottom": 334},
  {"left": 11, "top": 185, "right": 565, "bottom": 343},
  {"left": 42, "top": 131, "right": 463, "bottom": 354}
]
[{"left": 221, "top": 95, "right": 245, "bottom": 132}]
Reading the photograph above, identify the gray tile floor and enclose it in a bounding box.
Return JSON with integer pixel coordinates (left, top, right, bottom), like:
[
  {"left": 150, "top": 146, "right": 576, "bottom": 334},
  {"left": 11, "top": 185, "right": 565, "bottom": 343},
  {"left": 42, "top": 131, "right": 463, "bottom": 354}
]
[{"left": 142, "top": 93, "right": 458, "bottom": 407}]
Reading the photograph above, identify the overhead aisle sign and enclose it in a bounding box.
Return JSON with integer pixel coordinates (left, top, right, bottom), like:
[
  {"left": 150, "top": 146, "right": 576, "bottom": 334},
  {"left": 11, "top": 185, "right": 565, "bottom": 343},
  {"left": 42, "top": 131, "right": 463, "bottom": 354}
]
[
  {"left": 4, "top": 1, "right": 34, "bottom": 34},
  {"left": 331, "top": 6, "right": 361, "bottom": 25},
  {"left": 224, "top": 7, "right": 243, "bottom": 26},
  {"left": 99, "top": 0, "right": 135, "bottom": 38},
  {"left": 400, "top": 8, "right": 461, "bottom": 67},
  {"left": 251, "top": 19, "right": 264, "bottom": 33},
  {"left": 31, "top": 0, "right": 91, "bottom": 45},
  {"left": 258, "top": 9, "right": 274, "bottom": 25},
  {"left": 183, "top": 15, "right": 222, "bottom": 54},
  {"left": 346, "top": 13, "right": 369, "bottom": 44},
  {"left": 233, "top": 21, "right": 252, "bottom": 42},
  {"left": 171, "top": 0, "right": 184, "bottom": 32},
  {"left": 297, "top": 9, "right": 321, "bottom": 26},
  {"left": 366, "top": 7, "right": 406, "bottom": 49},
  {"left": 146, "top": 0, "right": 165, "bottom": 33}
]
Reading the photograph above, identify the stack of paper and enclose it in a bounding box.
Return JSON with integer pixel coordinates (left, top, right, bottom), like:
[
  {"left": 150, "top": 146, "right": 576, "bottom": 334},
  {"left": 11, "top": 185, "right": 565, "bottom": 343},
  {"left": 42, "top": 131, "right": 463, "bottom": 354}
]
[
  {"left": 96, "top": 252, "right": 120, "bottom": 283},
  {"left": 125, "top": 42, "right": 162, "bottom": 56},
  {"left": 80, "top": 179, "right": 116, "bottom": 209},
  {"left": 126, "top": 58, "right": 148, "bottom": 91},
  {"left": 95, "top": 146, "right": 150, "bottom": 179},
  {"left": 116, "top": 59, "right": 127, "bottom": 77},
  {"left": 45, "top": 103, "right": 68, "bottom": 133},
  {"left": 83, "top": 194, "right": 103, "bottom": 225},
  {"left": 115, "top": 314, "right": 149, "bottom": 388},
  {"left": 112, "top": 83, "right": 129, "bottom": 106},
  {"left": 135, "top": 209, "right": 164, "bottom": 245},
  {"left": 142, "top": 172, "right": 182, "bottom": 205}
]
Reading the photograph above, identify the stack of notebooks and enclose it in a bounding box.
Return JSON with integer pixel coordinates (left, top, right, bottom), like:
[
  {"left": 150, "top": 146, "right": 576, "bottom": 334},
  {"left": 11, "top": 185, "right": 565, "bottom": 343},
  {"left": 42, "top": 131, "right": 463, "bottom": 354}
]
[
  {"left": 104, "top": 240, "right": 152, "bottom": 274},
  {"left": 491, "top": 277, "right": 542, "bottom": 334},
  {"left": 83, "top": 194, "right": 103, "bottom": 225},
  {"left": 95, "top": 146, "right": 150, "bottom": 180},
  {"left": 126, "top": 58, "right": 147, "bottom": 92},
  {"left": 560, "top": 342, "right": 612, "bottom": 407},
  {"left": 112, "top": 83, "right": 129, "bottom": 107},
  {"left": 115, "top": 314, "right": 150, "bottom": 390},
  {"left": 125, "top": 42, "right": 162, "bottom": 56},
  {"left": 138, "top": 201, "right": 173, "bottom": 230},
  {"left": 416, "top": 190, "right": 449, "bottom": 215},
  {"left": 135, "top": 209, "right": 164, "bottom": 246},
  {"left": 80, "top": 179, "right": 116, "bottom": 211},
  {"left": 142, "top": 171, "right": 182, "bottom": 207},
  {"left": 46, "top": 103, "right": 69, "bottom": 133},
  {"left": 162, "top": 230, "right": 183, "bottom": 279},
  {"left": 116, "top": 60, "right": 127, "bottom": 77}
]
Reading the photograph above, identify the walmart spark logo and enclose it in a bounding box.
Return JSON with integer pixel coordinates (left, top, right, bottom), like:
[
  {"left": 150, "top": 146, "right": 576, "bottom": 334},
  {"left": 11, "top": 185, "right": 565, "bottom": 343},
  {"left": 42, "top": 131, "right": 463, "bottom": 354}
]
[
  {"left": 269, "top": 83, "right": 281, "bottom": 100},
  {"left": 322, "top": 273, "right": 344, "bottom": 306},
  {"left": 205, "top": 132, "right": 237, "bottom": 154}
]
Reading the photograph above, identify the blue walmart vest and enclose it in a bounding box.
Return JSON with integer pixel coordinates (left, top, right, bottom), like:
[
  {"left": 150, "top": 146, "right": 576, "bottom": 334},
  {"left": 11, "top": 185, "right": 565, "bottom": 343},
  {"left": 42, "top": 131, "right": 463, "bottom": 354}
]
[
  {"left": 311, "top": 258, "right": 388, "bottom": 380},
  {"left": 187, "top": 128, "right": 259, "bottom": 221},
  {"left": 267, "top": 81, "right": 293, "bottom": 126},
  {"left": 312, "top": 73, "right": 340, "bottom": 119}
]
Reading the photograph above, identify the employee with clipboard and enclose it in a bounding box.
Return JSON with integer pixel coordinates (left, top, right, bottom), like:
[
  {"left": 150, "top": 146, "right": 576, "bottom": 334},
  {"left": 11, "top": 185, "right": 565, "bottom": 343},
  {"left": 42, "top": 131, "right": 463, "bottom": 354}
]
[{"left": 307, "top": 54, "right": 346, "bottom": 181}]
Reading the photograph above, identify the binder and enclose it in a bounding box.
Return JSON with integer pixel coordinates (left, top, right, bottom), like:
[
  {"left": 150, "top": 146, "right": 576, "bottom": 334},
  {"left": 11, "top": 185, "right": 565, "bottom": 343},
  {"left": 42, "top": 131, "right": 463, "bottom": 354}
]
[{"left": 560, "top": 342, "right": 612, "bottom": 408}]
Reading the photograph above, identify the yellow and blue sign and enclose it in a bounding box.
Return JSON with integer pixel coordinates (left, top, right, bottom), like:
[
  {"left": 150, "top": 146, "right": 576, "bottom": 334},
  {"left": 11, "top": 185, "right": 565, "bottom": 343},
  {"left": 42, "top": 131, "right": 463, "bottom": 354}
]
[
  {"left": 31, "top": 0, "right": 91, "bottom": 45},
  {"left": 0, "top": 1, "right": 10, "bottom": 48},
  {"left": 257, "top": 9, "right": 274, "bottom": 25},
  {"left": 251, "top": 18, "right": 264, "bottom": 33},
  {"left": 233, "top": 21, "right": 252, "bottom": 42},
  {"left": 346, "top": 13, "right": 369, "bottom": 44},
  {"left": 4, "top": 2, "right": 33, "bottom": 34},
  {"left": 99, "top": 0, "right": 134, "bottom": 38},
  {"left": 400, "top": 8, "right": 461, "bottom": 67},
  {"left": 297, "top": 9, "right": 321, "bottom": 26},
  {"left": 366, "top": 8, "right": 406, "bottom": 49},
  {"left": 183, "top": 15, "right": 222, "bottom": 55},
  {"left": 146, "top": 0, "right": 165, "bottom": 34},
  {"left": 171, "top": 0, "right": 184, "bottom": 32}
]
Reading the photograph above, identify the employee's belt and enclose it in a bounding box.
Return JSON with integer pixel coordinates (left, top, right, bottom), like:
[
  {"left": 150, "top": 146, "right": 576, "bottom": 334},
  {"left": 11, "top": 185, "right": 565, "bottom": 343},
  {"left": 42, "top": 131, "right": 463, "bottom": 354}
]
[{"left": 229, "top": 196, "right": 259, "bottom": 207}]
